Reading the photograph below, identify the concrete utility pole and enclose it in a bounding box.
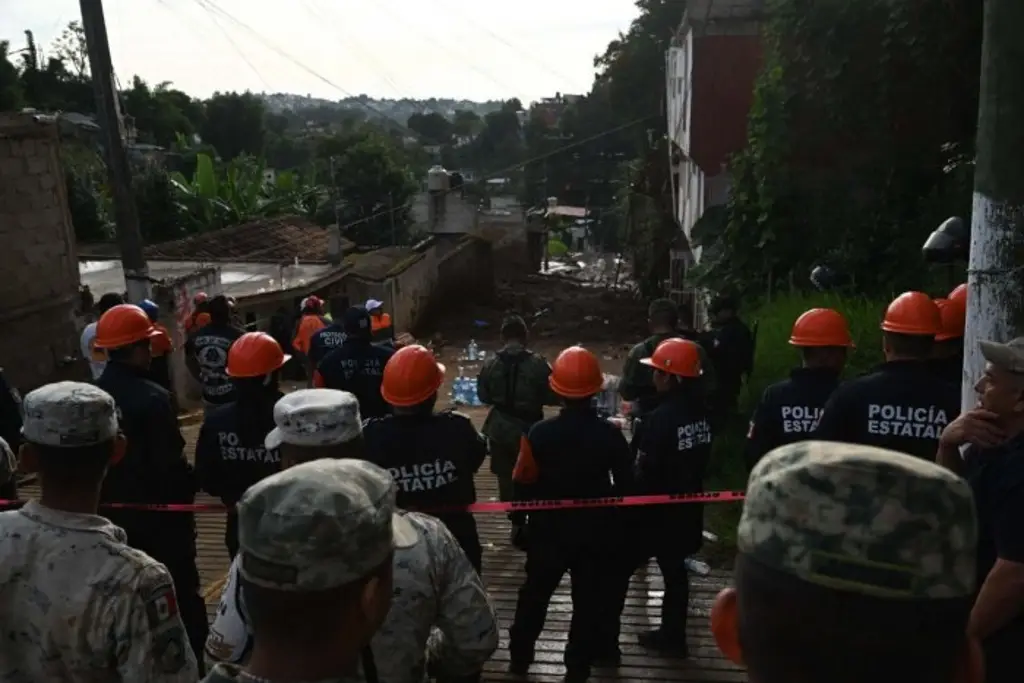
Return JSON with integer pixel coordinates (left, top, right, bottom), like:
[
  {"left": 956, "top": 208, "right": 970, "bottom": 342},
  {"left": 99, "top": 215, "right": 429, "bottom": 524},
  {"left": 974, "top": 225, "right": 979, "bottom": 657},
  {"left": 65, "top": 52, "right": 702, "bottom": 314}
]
[
  {"left": 962, "top": 0, "right": 1024, "bottom": 411},
  {"left": 79, "top": 0, "right": 151, "bottom": 302}
]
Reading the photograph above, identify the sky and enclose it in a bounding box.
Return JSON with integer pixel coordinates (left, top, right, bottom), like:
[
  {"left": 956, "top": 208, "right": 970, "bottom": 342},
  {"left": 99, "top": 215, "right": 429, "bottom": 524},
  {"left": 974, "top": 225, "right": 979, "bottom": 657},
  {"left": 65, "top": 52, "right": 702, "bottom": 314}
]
[{"left": 1, "top": 0, "right": 641, "bottom": 103}]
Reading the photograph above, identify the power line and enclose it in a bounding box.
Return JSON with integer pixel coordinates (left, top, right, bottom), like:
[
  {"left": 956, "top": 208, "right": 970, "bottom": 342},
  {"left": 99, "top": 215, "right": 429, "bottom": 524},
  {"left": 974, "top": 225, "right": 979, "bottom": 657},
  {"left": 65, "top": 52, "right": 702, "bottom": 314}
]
[
  {"left": 192, "top": 0, "right": 270, "bottom": 90},
  {"left": 194, "top": 0, "right": 427, "bottom": 141},
  {"left": 301, "top": 0, "right": 406, "bottom": 98},
  {"left": 427, "top": 0, "right": 580, "bottom": 87}
]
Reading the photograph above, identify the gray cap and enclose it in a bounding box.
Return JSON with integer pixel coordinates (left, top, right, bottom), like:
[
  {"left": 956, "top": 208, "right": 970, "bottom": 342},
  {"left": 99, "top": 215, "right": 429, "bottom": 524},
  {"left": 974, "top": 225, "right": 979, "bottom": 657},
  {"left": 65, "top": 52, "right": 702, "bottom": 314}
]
[
  {"left": 980, "top": 337, "right": 1024, "bottom": 374},
  {"left": 237, "top": 458, "right": 418, "bottom": 591},
  {"left": 739, "top": 441, "right": 977, "bottom": 600},
  {"left": 21, "top": 381, "right": 118, "bottom": 447},
  {"left": 265, "top": 389, "right": 363, "bottom": 450}
]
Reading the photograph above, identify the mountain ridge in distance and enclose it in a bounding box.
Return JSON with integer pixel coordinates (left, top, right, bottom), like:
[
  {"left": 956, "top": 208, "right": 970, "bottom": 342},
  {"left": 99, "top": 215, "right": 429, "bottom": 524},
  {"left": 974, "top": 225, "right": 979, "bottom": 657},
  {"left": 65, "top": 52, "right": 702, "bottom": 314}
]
[{"left": 261, "top": 92, "right": 506, "bottom": 122}]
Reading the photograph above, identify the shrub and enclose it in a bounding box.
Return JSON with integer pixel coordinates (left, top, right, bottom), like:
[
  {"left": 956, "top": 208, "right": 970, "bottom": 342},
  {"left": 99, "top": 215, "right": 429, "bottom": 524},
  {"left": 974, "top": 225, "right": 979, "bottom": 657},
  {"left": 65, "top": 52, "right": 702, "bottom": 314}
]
[
  {"left": 703, "top": 290, "right": 889, "bottom": 565},
  {"left": 547, "top": 238, "right": 569, "bottom": 258}
]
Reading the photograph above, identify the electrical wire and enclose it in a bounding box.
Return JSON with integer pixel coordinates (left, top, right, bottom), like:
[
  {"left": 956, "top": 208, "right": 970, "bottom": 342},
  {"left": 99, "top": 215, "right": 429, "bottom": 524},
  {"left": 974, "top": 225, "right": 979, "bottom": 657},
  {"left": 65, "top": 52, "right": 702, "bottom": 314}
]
[
  {"left": 301, "top": 0, "right": 406, "bottom": 98},
  {"left": 427, "top": 0, "right": 580, "bottom": 86},
  {"left": 192, "top": 0, "right": 271, "bottom": 90}
]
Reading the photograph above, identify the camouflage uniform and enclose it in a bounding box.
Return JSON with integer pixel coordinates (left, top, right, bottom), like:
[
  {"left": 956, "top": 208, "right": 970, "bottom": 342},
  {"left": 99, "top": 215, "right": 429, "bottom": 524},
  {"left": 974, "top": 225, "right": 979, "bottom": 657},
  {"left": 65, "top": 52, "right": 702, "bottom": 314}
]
[
  {"left": 476, "top": 342, "right": 556, "bottom": 502},
  {"left": 740, "top": 440, "right": 977, "bottom": 599},
  {"left": 620, "top": 300, "right": 717, "bottom": 420},
  {"left": 204, "top": 397, "right": 497, "bottom": 683},
  {"left": 0, "top": 381, "right": 198, "bottom": 682},
  {"left": 206, "top": 511, "right": 499, "bottom": 681},
  {"left": 0, "top": 437, "right": 16, "bottom": 495}
]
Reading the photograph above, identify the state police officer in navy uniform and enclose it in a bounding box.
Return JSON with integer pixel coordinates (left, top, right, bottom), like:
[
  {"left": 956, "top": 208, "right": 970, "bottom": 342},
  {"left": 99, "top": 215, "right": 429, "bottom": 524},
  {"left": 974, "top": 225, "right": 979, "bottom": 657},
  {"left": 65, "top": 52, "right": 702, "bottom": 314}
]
[
  {"left": 314, "top": 307, "right": 395, "bottom": 419},
  {"left": 92, "top": 304, "right": 208, "bottom": 672},
  {"left": 362, "top": 345, "right": 486, "bottom": 573},
  {"left": 195, "top": 332, "right": 288, "bottom": 559},
  {"left": 814, "top": 292, "right": 960, "bottom": 459},
  {"left": 508, "top": 346, "right": 634, "bottom": 682},
  {"left": 745, "top": 308, "right": 852, "bottom": 470},
  {"left": 609, "top": 338, "right": 711, "bottom": 658}
]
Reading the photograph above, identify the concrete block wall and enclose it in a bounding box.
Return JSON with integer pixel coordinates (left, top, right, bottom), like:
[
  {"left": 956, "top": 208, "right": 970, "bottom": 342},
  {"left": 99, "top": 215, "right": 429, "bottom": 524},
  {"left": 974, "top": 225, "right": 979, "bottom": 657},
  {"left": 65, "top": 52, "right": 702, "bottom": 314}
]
[{"left": 0, "top": 115, "right": 84, "bottom": 390}]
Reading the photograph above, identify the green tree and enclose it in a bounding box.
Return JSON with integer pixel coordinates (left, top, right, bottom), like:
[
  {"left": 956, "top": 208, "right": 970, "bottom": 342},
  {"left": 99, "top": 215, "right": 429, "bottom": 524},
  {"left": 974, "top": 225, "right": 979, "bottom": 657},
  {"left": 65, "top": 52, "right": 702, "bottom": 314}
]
[
  {"left": 202, "top": 91, "right": 266, "bottom": 160},
  {"left": 452, "top": 109, "right": 481, "bottom": 137},
  {"left": 122, "top": 77, "right": 202, "bottom": 146},
  {"left": 0, "top": 41, "right": 24, "bottom": 111},
  {"left": 318, "top": 130, "right": 416, "bottom": 246},
  {"left": 51, "top": 21, "right": 89, "bottom": 81},
  {"left": 406, "top": 112, "right": 452, "bottom": 144}
]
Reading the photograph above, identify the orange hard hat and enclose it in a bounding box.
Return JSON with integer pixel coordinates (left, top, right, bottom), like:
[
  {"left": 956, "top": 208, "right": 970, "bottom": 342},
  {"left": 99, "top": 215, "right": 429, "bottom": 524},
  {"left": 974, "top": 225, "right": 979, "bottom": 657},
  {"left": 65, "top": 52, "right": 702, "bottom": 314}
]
[
  {"left": 789, "top": 308, "right": 855, "bottom": 348},
  {"left": 640, "top": 338, "right": 702, "bottom": 378},
  {"left": 880, "top": 291, "right": 941, "bottom": 336},
  {"left": 194, "top": 312, "right": 211, "bottom": 328},
  {"left": 381, "top": 345, "right": 446, "bottom": 407},
  {"left": 227, "top": 332, "right": 291, "bottom": 378},
  {"left": 94, "top": 304, "right": 159, "bottom": 349},
  {"left": 934, "top": 297, "right": 966, "bottom": 342},
  {"left": 949, "top": 283, "right": 967, "bottom": 307},
  {"left": 549, "top": 346, "right": 604, "bottom": 398}
]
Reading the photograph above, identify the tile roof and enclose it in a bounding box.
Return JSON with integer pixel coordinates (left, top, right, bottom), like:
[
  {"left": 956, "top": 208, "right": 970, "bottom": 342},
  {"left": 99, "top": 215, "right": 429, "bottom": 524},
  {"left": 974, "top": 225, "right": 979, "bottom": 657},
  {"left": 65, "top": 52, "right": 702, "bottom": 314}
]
[{"left": 143, "top": 216, "right": 354, "bottom": 263}]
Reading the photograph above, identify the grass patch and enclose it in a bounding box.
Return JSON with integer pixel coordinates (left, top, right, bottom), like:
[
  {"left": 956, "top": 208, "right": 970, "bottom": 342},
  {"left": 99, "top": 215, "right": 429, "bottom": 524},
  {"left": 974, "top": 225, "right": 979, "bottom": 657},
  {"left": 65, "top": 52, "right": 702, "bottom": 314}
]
[
  {"left": 702, "top": 291, "right": 890, "bottom": 566},
  {"left": 547, "top": 239, "right": 569, "bottom": 258}
]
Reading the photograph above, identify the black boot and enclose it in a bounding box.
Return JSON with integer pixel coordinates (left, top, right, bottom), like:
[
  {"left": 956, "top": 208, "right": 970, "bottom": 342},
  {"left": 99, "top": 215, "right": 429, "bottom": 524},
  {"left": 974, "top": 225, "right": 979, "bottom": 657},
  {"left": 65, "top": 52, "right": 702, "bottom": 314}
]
[{"left": 637, "top": 628, "right": 689, "bottom": 657}]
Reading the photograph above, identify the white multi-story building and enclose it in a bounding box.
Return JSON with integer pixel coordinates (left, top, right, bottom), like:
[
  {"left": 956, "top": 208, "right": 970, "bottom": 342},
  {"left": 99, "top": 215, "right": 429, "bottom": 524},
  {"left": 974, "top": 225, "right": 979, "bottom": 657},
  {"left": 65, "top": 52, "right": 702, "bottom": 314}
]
[{"left": 665, "top": 0, "right": 767, "bottom": 297}]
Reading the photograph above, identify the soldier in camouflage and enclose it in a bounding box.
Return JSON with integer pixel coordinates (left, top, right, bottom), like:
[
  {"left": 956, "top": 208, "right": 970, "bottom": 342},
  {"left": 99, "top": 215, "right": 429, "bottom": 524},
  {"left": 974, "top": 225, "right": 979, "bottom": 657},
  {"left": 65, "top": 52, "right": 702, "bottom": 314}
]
[
  {"left": 620, "top": 299, "right": 716, "bottom": 422},
  {"left": 0, "top": 381, "right": 199, "bottom": 682},
  {"left": 476, "top": 315, "right": 557, "bottom": 537},
  {"left": 205, "top": 389, "right": 498, "bottom": 683},
  {"left": 711, "top": 440, "right": 982, "bottom": 683}
]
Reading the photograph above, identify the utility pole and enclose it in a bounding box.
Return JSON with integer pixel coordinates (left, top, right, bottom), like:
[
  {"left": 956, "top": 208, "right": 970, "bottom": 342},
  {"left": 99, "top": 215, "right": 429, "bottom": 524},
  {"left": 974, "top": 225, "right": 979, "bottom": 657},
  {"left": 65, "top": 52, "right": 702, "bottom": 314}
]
[
  {"left": 962, "top": 0, "right": 1024, "bottom": 411},
  {"left": 388, "top": 193, "right": 396, "bottom": 245},
  {"left": 79, "top": 0, "right": 150, "bottom": 302}
]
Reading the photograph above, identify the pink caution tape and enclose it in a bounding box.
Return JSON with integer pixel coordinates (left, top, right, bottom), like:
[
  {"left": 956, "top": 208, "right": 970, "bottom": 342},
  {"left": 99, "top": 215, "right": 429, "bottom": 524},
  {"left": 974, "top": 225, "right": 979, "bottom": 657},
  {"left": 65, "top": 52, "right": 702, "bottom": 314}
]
[{"left": 0, "top": 490, "right": 744, "bottom": 514}]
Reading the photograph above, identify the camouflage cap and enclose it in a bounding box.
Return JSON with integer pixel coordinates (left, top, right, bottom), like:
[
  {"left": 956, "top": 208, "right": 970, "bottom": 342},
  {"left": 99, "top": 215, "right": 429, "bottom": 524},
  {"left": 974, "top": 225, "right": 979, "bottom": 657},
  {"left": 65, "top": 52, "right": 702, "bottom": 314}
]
[
  {"left": 264, "top": 389, "right": 363, "bottom": 450},
  {"left": 21, "top": 381, "right": 119, "bottom": 448},
  {"left": 237, "top": 458, "right": 418, "bottom": 591},
  {"left": 738, "top": 441, "right": 977, "bottom": 600}
]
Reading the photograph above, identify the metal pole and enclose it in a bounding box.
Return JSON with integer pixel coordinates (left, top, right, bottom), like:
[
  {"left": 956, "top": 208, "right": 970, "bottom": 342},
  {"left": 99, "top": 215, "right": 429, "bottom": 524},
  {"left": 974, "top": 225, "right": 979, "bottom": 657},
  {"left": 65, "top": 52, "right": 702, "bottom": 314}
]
[
  {"left": 962, "top": 0, "right": 1024, "bottom": 411},
  {"left": 79, "top": 0, "right": 150, "bottom": 302},
  {"left": 389, "top": 192, "right": 396, "bottom": 245},
  {"left": 330, "top": 156, "right": 341, "bottom": 230}
]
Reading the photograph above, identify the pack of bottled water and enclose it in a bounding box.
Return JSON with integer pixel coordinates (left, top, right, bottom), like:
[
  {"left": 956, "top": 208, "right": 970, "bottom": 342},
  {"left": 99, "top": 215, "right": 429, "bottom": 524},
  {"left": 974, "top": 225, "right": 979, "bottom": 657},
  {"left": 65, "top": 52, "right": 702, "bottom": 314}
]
[{"left": 450, "top": 366, "right": 482, "bottom": 406}]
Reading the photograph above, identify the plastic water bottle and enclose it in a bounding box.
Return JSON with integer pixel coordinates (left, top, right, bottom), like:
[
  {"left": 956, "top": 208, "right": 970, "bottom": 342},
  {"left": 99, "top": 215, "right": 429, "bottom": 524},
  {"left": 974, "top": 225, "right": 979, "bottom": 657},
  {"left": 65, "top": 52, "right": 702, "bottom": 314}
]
[
  {"left": 467, "top": 339, "right": 478, "bottom": 361},
  {"left": 454, "top": 366, "right": 467, "bottom": 405},
  {"left": 468, "top": 377, "right": 480, "bottom": 406},
  {"left": 685, "top": 557, "right": 711, "bottom": 576}
]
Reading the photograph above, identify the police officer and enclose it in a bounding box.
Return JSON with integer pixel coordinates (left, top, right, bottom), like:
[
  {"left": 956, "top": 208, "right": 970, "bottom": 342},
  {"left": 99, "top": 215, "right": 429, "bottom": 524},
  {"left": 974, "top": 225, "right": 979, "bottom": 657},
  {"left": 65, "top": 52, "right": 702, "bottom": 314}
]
[
  {"left": 307, "top": 295, "right": 350, "bottom": 371},
  {"left": 711, "top": 442, "right": 980, "bottom": 683},
  {"left": 508, "top": 345, "right": 634, "bottom": 682},
  {"left": 613, "top": 338, "right": 712, "bottom": 657},
  {"left": 363, "top": 345, "right": 487, "bottom": 573},
  {"left": 314, "top": 307, "right": 395, "bottom": 419},
  {"left": 704, "top": 294, "right": 754, "bottom": 424},
  {"left": 621, "top": 298, "right": 716, "bottom": 421},
  {"left": 0, "top": 381, "right": 199, "bottom": 681},
  {"left": 745, "top": 308, "right": 852, "bottom": 470},
  {"left": 186, "top": 295, "right": 245, "bottom": 416},
  {"left": 93, "top": 304, "right": 209, "bottom": 669},
  {"left": 195, "top": 332, "right": 289, "bottom": 559},
  {"left": 139, "top": 298, "right": 175, "bottom": 394},
  {"left": 476, "top": 314, "right": 556, "bottom": 530},
  {"left": 80, "top": 292, "right": 124, "bottom": 380},
  {"left": 813, "top": 292, "right": 960, "bottom": 459},
  {"left": 202, "top": 458, "right": 411, "bottom": 683},
  {"left": 205, "top": 390, "right": 499, "bottom": 683},
  {"left": 0, "top": 367, "right": 23, "bottom": 502},
  {"left": 931, "top": 296, "right": 966, "bottom": 386}
]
